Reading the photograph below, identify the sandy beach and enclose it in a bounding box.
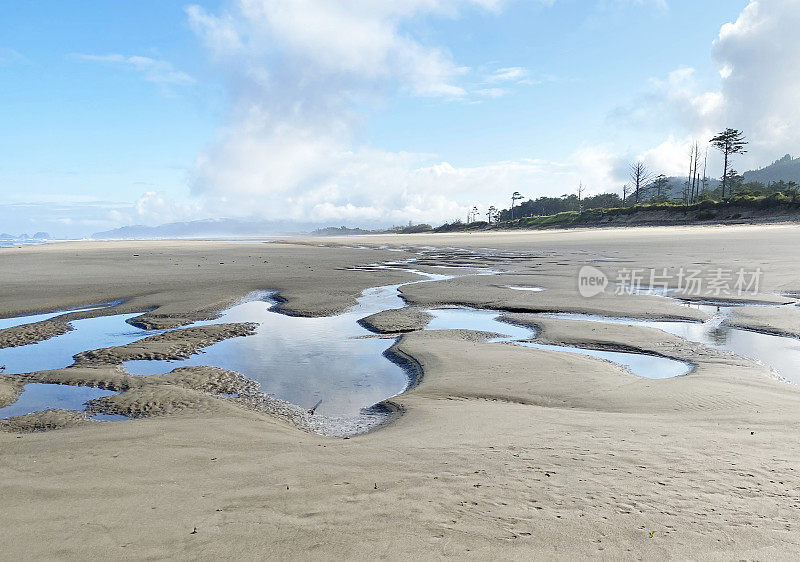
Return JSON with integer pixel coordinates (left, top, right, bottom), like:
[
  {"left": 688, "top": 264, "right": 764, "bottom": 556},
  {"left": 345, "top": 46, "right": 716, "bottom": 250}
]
[{"left": 3, "top": 225, "right": 800, "bottom": 559}]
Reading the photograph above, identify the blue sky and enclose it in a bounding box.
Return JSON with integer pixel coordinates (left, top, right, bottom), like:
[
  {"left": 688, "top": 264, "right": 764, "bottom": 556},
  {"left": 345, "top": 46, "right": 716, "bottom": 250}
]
[
  {"left": 2, "top": 0, "right": 795, "bottom": 237},
  {"left": 366, "top": 0, "right": 742, "bottom": 164}
]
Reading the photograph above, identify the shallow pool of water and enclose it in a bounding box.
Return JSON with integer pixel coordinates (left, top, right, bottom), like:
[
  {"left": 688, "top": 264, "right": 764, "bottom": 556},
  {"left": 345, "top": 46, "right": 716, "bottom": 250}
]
[
  {"left": 0, "top": 267, "right": 454, "bottom": 430},
  {"left": 0, "top": 310, "right": 73, "bottom": 331},
  {"left": 540, "top": 310, "right": 800, "bottom": 384},
  {"left": 0, "top": 313, "right": 153, "bottom": 374},
  {"left": 0, "top": 383, "right": 117, "bottom": 419},
  {"left": 124, "top": 286, "right": 414, "bottom": 419},
  {"left": 0, "top": 303, "right": 112, "bottom": 331},
  {"left": 425, "top": 308, "right": 692, "bottom": 379},
  {"left": 13, "top": 261, "right": 795, "bottom": 430}
]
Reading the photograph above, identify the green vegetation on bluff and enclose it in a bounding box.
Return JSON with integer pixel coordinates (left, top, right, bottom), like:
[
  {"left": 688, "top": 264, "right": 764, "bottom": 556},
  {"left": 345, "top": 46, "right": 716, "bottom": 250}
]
[
  {"left": 435, "top": 191, "right": 800, "bottom": 232},
  {"left": 315, "top": 184, "right": 800, "bottom": 236}
]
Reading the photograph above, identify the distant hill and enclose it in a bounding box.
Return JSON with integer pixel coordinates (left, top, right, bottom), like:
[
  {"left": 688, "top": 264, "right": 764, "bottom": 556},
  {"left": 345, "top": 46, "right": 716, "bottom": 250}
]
[
  {"left": 312, "top": 226, "right": 375, "bottom": 236},
  {"left": 92, "top": 219, "right": 323, "bottom": 239},
  {"left": 661, "top": 177, "right": 720, "bottom": 199},
  {"left": 743, "top": 154, "right": 800, "bottom": 184},
  {"left": 658, "top": 155, "right": 800, "bottom": 199},
  {"left": 93, "top": 218, "right": 435, "bottom": 239},
  {"left": 0, "top": 231, "right": 51, "bottom": 240}
]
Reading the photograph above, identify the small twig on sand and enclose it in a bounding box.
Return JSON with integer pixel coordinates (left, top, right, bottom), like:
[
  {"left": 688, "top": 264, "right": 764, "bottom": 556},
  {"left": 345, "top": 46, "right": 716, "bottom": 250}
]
[{"left": 308, "top": 399, "right": 323, "bottom": 415}]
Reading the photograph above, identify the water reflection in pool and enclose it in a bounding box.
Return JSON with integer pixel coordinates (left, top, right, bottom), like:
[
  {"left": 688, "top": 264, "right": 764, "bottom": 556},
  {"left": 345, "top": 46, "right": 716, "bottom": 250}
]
[
  {"left": 540, "top": 310, "right": 800, "bottom": 383},
  {"left": 0, "top": 302, "right": 117, "bottom": 331},
  {"left": 0, "top": 313, "right": 154, "bottom": 374},
  {"left": 3, "top": 265, "right": 799, "bottom": 431},
  {"left": 426, "top": 308, "right": 692, "bottom": 379},
  {"left": 0, "top": 383, "right": 117, "bottom": 419},
  {"left": 125, "top": 287, "right": 414, "bottom": 418}
]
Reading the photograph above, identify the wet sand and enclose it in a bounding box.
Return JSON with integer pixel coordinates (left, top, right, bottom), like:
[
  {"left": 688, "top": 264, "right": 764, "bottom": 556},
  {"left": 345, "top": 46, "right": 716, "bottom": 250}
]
[{"left": 3, "top": 226, "right": 800, "bottom": 559}]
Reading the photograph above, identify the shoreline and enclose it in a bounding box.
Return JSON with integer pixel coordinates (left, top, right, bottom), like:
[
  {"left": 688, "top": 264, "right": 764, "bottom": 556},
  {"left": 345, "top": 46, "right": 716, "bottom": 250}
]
[{"left": 3, "top": 217, "right": 800, "bottom": 257}]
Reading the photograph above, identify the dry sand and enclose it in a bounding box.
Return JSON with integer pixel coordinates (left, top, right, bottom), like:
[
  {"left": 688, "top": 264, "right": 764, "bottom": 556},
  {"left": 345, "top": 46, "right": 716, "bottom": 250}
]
[{"left": 2, "top": 226, "right": 800, "bottom": 559}]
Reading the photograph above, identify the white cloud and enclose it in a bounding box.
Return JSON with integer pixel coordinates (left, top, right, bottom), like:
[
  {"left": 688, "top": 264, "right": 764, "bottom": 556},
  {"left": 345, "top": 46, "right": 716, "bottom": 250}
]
[
  {"left": 185, "top": 6, "right": 243, "bottom": 55},
  {"left": 614, "top": 1, "right": 800, "bottom": 171},
  {"left": 637, "top": 136, "right": 699, "bottom": 178},
  {"left": 611, "top": 67, "right": 722, "bottom": 137},
  {"left": 184, "top": 0, "right": 545, "bottom": 225},
  {"left": 133, "top": 191, "right": 203, "bottom": 224},
  {"left": 486, "top": 66, "right": 528, "bottom": 83},
  {"left": 184, "top": 144, "right": 624, "bottom": 225},
  {"left": 100, "top": 191, "right": 204, "bottom": 227},
  {"left": 478, "top": 65, "right": 556, "bottom": 94},
  {"left": 185, "top": 1, "right": 497, "bottom": 99},
  {"left": 712, "top": 0, "right": 800, "bottom": 158},
  {"left": 75, "top": 54, "right": 195, "bottom": 85},
  {"left": 181, "top": 0, "right": 661, "bottom": 226}
]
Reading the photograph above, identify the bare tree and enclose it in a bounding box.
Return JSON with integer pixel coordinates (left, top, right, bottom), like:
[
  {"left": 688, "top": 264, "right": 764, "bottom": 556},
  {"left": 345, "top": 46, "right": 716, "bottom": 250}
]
[
  {"left": 686, "top": 142, "right": 701, "bottom": 205},
  {"left": 630, "top": 162, "right": 652, "bottom": 204},
  {"left": 701, "top": 146, "right": 709, "bottom": 197},
  {"left": 486, "top": 206, "right": 497, "bottom": 224},
  {"left": 577, "top": 183, "right": 585, "bottom": 213},
  {"left": 511, "top": 191, "right": 524, "bottom": 219},
  {"left": 710, "top": 128, "right": 748, "bottom": 199},
  {"left": 622, "top": 184, "right": 631, "bottom": 207},
  {"left": 692, "top": 142, "right": 702, "bottom": 204}
]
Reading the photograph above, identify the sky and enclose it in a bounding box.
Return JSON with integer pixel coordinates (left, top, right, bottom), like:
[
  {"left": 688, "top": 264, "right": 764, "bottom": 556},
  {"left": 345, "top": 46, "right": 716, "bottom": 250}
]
[{"left": 1, "top": 0, "right": 798, "bottom": 237}]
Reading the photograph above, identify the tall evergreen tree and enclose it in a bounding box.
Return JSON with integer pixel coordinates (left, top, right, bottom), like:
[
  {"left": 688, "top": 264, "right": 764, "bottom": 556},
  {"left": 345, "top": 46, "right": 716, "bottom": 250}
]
[{"left": 710, "top": 129, "right": 748, "bottom": 199}]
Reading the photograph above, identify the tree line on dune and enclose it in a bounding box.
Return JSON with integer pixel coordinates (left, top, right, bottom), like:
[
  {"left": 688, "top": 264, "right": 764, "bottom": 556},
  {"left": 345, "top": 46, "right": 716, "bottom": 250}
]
[{"left": 463, "top": 128, "right": 800, "bottom": 227}]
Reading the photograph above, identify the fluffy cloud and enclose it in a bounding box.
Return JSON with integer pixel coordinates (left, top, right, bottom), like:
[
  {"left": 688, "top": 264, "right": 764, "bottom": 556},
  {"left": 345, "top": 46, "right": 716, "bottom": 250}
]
[
  {"left": 186, "top": 1, "right": 499, "bottom": 98},
  {"left": 184, "top": 0, "right": 579, "bottom": 226},
  {"left": 713, "top": 0, "right": 800, "bottom": 157},
  {"left": 637, "top": 136, "right": 702, "bottom": 177},
  {"left": 133, "top": 191, "right": 203, "bottom": 224},
  {"left": 189, "top": 145, "right": 621, "bottom": 225},
  {"left": 614, "top": 0, "right": 800, "bottom": 171}
]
